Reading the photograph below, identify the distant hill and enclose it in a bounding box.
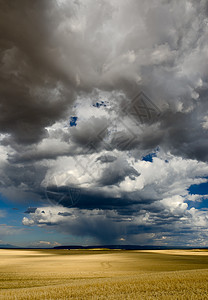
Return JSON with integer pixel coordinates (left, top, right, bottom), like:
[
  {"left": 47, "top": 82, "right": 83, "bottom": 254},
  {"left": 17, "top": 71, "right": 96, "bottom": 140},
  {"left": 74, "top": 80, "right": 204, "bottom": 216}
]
[
  {"left": 0, "top": 244, "right": 19, "bottom": 249},
  {"left": 53, "top": 245, "right": 179, "bottom": 250}
]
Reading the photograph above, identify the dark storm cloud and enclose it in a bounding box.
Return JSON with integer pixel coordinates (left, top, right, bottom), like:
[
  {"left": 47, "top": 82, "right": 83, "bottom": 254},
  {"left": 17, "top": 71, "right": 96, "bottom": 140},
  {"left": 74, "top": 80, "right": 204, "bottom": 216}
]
[
  {"left": 0, "top": 0, "right": 76, "bottom": 144},
  {"left": 24, "top": 207, "right": 37, "bottom": 214},
  {"left": 0, "top": 0, "right": 207, "bottom": 161},
  {"left": 96, "top": 155, "right": 117, "bottom": 164},
  {"left": 98, "top": 158, "right": 140, "bottom": 186},
  {"left": 159, "top": 109, "right": 208, "bottom": 162},
  {"left": 0, "top": 163, "right": 46, "bottom": 192},
  {"left": 58, "top": 212, "right": 72, "bottom": 216},
  {"left": 43, "top": 190, "right": 137, "bottom": 210},
  {"left": 70, "top": 117, "right": 109, "bottom": 149}
]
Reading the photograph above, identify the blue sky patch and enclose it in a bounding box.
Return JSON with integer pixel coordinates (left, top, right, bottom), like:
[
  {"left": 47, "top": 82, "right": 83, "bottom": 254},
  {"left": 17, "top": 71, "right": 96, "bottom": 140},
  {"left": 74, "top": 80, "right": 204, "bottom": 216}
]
[
  {"left": 69, "top": 116, "right": 78, "bottom": 127},
  {"left": 93, "top": 101, "right": 107, "bottom": 108},
  {"left": 188, "top": 181, "right": 208, "bottom": 195},
  {"left": 142, "top": 152, "right": 157, "bottom": 162}
]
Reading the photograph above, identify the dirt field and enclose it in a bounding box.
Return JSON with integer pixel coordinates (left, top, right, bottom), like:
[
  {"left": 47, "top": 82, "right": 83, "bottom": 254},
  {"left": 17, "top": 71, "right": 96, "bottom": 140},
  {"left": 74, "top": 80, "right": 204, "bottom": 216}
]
[{"left": 0, "top": 249, "right": 208, "bottom": 299}]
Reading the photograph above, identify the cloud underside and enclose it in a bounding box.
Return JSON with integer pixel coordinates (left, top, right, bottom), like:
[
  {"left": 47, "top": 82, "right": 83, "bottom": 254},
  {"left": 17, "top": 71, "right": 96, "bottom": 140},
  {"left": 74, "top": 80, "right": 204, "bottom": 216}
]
[
  {"left": 0, "top": 0, "right": 208, "bottom": 245},
  {"left": 23, "top": 204, "right": 208, "bottom": 246},
  {"left": 22, "top": 154, "right": 208, "bottom": 246}
]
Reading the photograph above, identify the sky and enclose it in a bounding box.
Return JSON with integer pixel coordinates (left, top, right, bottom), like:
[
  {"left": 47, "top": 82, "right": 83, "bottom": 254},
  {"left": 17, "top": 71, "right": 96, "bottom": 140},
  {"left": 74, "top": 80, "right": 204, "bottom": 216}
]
[{"left": 0, "top": 0, "right": 208, "bottom": 248}]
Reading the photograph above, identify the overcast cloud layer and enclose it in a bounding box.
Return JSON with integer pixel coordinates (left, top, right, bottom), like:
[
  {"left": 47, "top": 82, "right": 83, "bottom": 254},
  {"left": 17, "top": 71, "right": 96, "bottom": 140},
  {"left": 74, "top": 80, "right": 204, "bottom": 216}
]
[{"left": 0, "top": 0, "right": 208, "bottom": 246}]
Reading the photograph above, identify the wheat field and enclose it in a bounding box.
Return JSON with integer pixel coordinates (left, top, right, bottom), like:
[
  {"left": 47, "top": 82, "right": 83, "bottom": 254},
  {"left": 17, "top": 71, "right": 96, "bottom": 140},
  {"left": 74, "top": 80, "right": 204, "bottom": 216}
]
[{"left": 0, "top": 249, "right": 208, "bottom": 299}]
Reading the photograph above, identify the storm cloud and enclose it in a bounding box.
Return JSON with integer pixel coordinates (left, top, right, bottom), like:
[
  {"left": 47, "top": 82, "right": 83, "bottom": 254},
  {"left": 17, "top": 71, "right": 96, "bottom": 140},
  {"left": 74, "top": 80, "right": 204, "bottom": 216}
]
[{"left": 1, "top": 0, "right": 208, "bottom": 246}]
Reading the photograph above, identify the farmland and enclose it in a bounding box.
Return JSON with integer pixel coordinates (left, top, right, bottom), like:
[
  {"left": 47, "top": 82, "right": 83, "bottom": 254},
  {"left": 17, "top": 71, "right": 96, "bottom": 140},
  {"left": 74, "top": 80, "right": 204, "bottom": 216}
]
[{"left": 0, "top": 249, "right": 208, "bottom": 299}]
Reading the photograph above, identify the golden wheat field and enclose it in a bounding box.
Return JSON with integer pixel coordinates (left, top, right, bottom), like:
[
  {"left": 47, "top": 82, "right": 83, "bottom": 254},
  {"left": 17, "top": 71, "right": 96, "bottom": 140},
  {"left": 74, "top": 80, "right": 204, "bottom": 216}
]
[{"left": 0, "top": 249, "right": 208, "bottom": 299}]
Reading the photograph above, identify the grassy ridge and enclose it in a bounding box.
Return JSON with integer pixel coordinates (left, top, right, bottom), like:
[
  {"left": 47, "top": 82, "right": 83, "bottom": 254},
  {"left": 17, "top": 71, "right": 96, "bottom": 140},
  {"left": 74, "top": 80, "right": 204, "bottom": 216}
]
[{"left": 0, "top": 249, "right": 208, "bottom": 299}]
